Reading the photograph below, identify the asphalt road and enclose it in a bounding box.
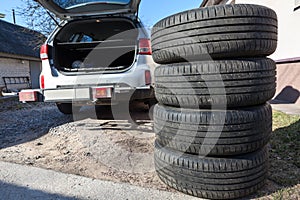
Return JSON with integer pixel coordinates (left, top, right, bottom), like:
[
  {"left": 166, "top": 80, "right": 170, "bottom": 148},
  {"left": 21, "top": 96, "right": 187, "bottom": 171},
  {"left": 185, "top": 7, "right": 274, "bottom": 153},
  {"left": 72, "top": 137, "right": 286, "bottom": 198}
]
[{"left": 0, "top": 161, "right": 200, "bottom": 200}]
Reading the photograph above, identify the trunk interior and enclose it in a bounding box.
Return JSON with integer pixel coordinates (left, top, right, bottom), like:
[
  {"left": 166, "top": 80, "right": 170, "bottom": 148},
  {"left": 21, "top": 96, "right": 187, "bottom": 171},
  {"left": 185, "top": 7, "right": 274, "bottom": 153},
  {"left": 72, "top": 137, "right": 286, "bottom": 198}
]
[{"left": 52, "top": 18, "right": 138, "bottom": 73}]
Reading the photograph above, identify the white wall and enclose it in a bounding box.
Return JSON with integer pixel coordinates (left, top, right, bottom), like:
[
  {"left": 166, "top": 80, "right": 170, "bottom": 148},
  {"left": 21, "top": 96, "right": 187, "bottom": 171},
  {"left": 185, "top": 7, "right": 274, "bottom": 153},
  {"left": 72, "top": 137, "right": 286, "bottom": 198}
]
[
  {"left": 235, "top": 0, "right": 300, "bottom": 60},
  {"left": 0, "top": 58, "right": 30, "bottom": 90}
]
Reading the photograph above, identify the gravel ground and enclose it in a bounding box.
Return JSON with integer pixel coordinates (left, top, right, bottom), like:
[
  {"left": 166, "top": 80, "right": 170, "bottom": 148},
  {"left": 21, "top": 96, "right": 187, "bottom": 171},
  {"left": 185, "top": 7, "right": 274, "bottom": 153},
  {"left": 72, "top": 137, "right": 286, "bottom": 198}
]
[
  {"left": 0, "top": 97, "right": 170, "bottom": 191},
  {"left": 0, "top": 97, "right": 72, "bottom": 150},
  {"left": 0, "top": 96, "right": 299, "bottom": 199}
]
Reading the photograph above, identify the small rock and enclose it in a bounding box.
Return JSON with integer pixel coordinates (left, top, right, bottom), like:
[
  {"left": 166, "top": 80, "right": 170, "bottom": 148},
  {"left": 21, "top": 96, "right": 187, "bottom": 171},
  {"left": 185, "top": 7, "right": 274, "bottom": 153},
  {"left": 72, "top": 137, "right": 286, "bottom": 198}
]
[
  {"left": 25, "top": 161, "right": 34, "bottom": 165},
  {"left": 64, "top": 151, "right": 70, "bottom": 155},
  {"left": 36, "top": 142, "right": 43, "bottom": 146},
  {"left": 84, "top": 152, "right": 92, "bottom": 157}
]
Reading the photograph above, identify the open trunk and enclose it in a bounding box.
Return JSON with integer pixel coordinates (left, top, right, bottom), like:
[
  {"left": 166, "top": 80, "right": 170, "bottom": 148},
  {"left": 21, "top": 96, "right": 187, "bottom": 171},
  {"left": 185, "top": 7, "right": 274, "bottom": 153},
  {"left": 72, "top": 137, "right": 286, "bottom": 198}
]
[{"left": 52, "top": 18, "right": 138, "bottom": 73}]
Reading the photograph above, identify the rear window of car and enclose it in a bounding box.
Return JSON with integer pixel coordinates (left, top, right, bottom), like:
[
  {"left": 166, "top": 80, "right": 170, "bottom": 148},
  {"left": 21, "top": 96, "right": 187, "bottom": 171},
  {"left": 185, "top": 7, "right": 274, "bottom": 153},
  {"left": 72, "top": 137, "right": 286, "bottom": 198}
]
[{"left": 53, "top": 0, "right": 130, "bottom": 9}]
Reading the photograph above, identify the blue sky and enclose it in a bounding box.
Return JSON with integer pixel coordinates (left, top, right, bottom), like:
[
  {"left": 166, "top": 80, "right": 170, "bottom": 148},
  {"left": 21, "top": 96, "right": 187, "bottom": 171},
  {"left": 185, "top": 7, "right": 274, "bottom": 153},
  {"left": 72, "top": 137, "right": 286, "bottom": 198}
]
[{"left": 0, "top": 0, "right": 202, "bottom": 28}]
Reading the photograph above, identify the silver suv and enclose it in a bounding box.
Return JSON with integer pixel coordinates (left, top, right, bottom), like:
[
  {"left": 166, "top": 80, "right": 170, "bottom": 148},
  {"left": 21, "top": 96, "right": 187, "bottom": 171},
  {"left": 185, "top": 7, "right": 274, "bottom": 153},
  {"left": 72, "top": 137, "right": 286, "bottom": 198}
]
[{"left": 26, "top": 0, "right": 156, "bottom": 114}]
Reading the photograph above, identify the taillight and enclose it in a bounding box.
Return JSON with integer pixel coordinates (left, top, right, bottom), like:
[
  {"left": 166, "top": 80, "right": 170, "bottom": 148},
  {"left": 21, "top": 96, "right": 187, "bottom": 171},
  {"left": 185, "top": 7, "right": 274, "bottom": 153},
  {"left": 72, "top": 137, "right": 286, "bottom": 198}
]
[
  {"left": 139, "top": 39, "right": 152, "bottom": 55},
  {"left": 19, "top": 91, "right": 38, "bottom": 102},
  {"left": 145, "top": 70, "right": 151, "bottom": 85},
  {"left": 92, "top": 87, "right": 112, "bottom": 99},
  {"left": 40, "top": 44, "right": 48, "bottom": 60},
  {"left": 40, "top": 74, "right": 45, "bottom": 89}
]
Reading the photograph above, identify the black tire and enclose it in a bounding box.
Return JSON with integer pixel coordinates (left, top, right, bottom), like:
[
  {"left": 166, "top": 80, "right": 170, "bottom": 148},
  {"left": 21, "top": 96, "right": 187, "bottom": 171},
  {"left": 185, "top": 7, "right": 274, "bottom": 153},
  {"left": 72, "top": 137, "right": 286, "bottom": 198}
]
[
  {"left": 151, "top": 4, "right": 277, "bottom": 64},
  {"left": 154, "top": 141, "right": 269, "bottom": 199},
  {"left": 154, "top": 103, "right": 272, "bottom": 156},
  {"left": 145, "top": 99, "right": 158, "bottom": 110},
  {"left": 56, "top": 103, "right": 79, "bottom": 115},
  {"left": 154, "top": 58, "right": 276, "bottom": 108}
]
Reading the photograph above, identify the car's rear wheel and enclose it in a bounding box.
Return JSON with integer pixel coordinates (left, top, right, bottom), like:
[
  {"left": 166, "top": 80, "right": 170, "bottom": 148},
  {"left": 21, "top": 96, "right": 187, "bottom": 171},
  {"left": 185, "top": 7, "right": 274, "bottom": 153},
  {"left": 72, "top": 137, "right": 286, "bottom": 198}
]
[{"left": 56, "top": 103, "right": 80, "bottom": 115}]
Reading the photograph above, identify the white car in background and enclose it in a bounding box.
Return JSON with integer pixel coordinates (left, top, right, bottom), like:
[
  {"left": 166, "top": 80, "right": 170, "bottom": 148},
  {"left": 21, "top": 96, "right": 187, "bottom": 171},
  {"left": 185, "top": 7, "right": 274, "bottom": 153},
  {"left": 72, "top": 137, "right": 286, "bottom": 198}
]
[{"left": 20, "top": 0, "right": 156, "bottom": 114}]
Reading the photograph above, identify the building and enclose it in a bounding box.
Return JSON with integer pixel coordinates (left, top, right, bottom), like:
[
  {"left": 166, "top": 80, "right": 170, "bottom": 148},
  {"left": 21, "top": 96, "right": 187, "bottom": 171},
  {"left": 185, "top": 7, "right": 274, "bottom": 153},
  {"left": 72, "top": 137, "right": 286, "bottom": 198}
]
[
  {"left": 0, "top": 19, "right": 44, "bottom": 92},
  {"left": 201, "top": 0, "right": 300, "bottom": 105}
]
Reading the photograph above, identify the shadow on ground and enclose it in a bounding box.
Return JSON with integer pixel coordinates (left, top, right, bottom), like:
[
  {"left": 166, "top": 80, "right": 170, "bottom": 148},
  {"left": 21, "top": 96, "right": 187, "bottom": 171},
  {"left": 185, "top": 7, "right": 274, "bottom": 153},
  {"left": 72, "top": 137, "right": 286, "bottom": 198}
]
[
  {"left": 0, "top": 181, "right": 77, "bottom": 200},
  {"left": 269, "top": 119, "right": 300, "bottom": 186},
  {"left": 75, "top": 101, "right": 153, "bottom": 121},
  {"left": 274, "top": 86, "right": 300, "bottom": 104},
  {"left": 0, "top": 99, "right": 153, "bottom": 149},
  {"left": 251, "top": 117, "right": 300, "bottom": 199},
  {"left": 72, "top": 101, "right": 153, "bottom": 132},
  {"left": 0, "top": 99, "right": 73, "bottom": 149}
]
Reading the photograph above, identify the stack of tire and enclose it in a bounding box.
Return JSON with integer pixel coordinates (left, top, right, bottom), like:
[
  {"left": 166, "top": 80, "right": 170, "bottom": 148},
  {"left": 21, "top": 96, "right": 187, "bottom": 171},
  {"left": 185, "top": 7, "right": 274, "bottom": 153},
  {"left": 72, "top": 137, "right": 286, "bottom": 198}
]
[{"left": 151, "top": 4, "right": 277, "bottom": 200}]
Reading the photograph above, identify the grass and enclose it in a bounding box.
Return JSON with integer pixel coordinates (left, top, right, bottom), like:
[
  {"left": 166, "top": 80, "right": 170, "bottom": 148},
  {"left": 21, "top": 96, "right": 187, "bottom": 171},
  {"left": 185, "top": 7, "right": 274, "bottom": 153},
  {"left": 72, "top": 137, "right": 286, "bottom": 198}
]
[
  {"left": 267, "top": 110, "right": 300, "bottom": 199},
  {"left": 271, "top": 185, "right": 300, "bottom": 200},
  {"left": 271, "top": 111, "right": 300, "bottom": 171}
]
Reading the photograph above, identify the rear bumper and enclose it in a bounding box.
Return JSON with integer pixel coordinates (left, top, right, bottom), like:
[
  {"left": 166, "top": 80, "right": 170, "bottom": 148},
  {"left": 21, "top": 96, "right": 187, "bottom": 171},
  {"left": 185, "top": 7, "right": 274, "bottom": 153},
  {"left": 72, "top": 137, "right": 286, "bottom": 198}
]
[{"left": 19, "top": 86, "right": 155, "bottom": 105}]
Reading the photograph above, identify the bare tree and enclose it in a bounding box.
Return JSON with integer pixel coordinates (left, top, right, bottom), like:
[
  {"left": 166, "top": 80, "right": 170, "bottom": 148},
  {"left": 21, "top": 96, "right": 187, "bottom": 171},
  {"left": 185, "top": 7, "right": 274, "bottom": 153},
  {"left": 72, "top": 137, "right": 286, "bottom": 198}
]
[{"left": 17, "top": 0, "right": 59, "bottom": 37}]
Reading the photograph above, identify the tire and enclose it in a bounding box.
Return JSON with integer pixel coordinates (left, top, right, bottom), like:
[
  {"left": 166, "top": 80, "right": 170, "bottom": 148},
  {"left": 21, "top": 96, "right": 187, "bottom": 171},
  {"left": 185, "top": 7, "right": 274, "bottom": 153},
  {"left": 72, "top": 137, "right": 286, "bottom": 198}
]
[
  {"left": 151, "top": 4, "right": 277, "bottom": 64},
  {"left": 145, "top": 99, "right": 158, "bottom": 110},
  {"left": 56, "top": 103, "right": 79, "bottom": 115},
  {"left": 154, "top": 141, "right": 269, "bottom": 199},
  {"left": 154, "top": 103, "right": 272, "bottom": 156},
  {"left": 154, "top": 58, "right": 276, "bottom": 108}
]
